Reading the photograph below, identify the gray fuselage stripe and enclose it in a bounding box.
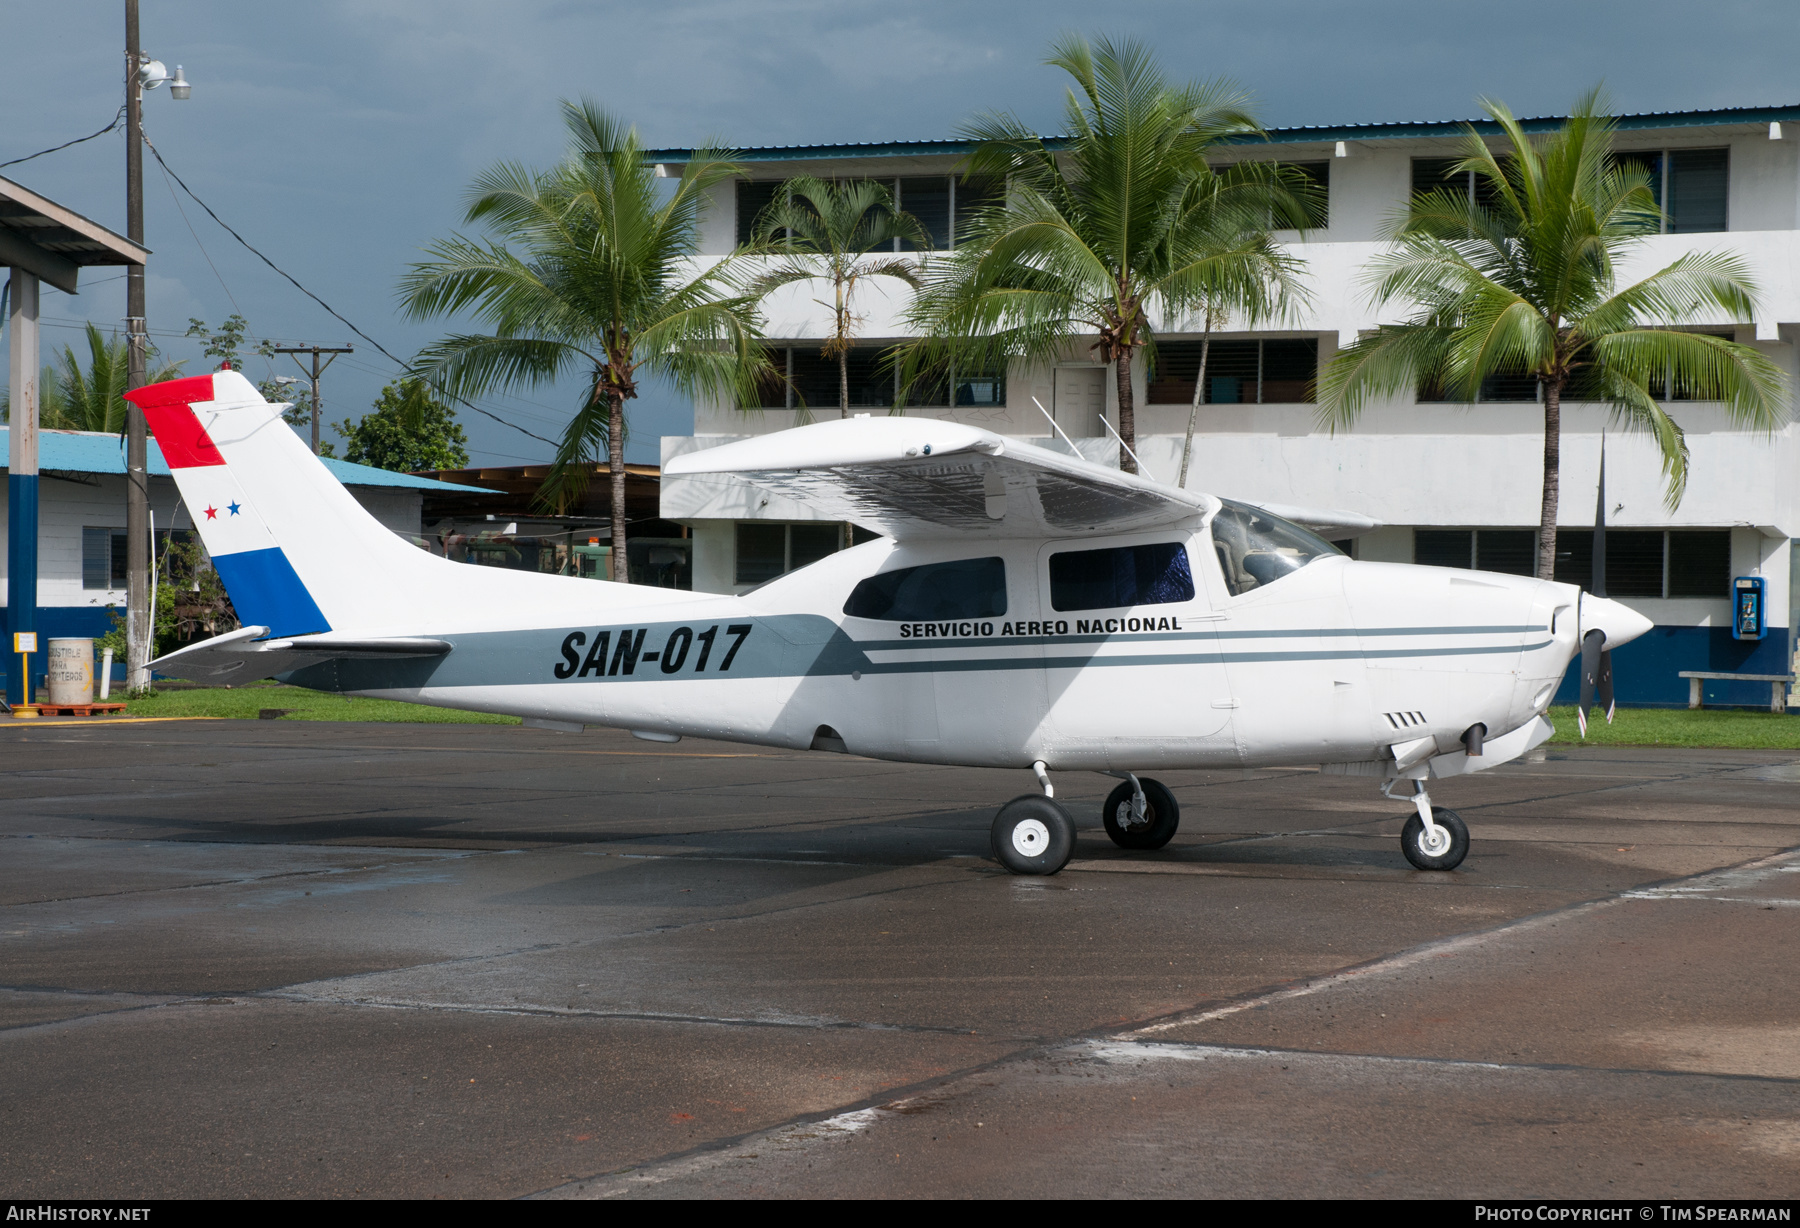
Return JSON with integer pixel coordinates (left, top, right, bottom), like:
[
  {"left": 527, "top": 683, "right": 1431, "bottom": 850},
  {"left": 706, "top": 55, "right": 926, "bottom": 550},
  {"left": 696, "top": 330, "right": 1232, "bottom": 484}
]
[
  {"left": 860, "top": 639, "right": 1550, "bottom": 675},
  {"left": 855, "top": 624, "right": 1542, "bottom": 651}
]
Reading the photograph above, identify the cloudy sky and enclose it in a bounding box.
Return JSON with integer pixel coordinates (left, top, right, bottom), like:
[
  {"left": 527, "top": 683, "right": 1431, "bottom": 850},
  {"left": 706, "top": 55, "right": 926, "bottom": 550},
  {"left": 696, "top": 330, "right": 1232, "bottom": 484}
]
[{"left": 3, "top": 0, "right": 1794, "bottom": 465}]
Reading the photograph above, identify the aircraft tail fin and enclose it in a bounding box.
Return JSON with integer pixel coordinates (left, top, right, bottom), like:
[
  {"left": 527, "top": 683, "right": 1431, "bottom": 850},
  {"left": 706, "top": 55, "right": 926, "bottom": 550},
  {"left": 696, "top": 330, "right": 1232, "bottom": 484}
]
[{"left": 122, "top": 370, "right": 670, "bottom": 637}]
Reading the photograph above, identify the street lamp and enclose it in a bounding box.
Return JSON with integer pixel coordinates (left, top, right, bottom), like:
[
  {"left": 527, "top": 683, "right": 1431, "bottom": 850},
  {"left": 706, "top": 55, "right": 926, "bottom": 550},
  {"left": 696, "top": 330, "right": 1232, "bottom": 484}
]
[
  {"left": 122, "top": 0, "right": 191, "bottom": 693},
  {"left": 136, "top": 59, "right": 193, "bottom": 100}
]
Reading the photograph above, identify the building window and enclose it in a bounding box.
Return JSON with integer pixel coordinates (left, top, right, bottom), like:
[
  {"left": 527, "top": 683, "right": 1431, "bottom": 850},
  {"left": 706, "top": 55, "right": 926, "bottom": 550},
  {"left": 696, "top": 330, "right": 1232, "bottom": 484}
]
[
  {"left": 843, "top": 556, "right": 1007, "bottom": 621},
  {"left": 1415, "top": 148, "right": 1729, "bottom": 234},
  {"left": 1615, "top": 148, "right": 1730, "bottom": 234},
  {"left": 738, "top": 175, "right": 1001, "bottom": 251},
  {"left": 1278, "top": 161, "right": 1330, "bottom": 228},
  {"left": 82, "top": 527, "right": 128, "bottom": 590},
  {"left": 1418, "top": 370, "right": 1540, "bottom": 403},
  {"left": 1411, "top": 157, "right": 1507, "bottom": 211},
  {"left": 1415, "top": 527, "right": 1733, "bottom": 598},
  {"left": 735, "top": 522, "right": 787, "bottom": 585},
  {"left": 1146, "top": 338, "right": 1317, "bottom": 405},
  {"left": 734, "top": 522, "right": 845, "bottom": 586},
  {"left": 952, "top": 176, "right": 1003, "bottom": 246},
  {"left": 736, "top": 180, "right": 786, "bottom": 246},
  {"left": 755, "top": 344, "right": 998, "bottom": 410},
  {"left": 1668, "top": 530, "right": 1731, "bottom": 597},
  {"left": 1414, "top": 529, "right": 1476, "bottom": 570},
  {"left": 953, "top": 362, "right": 1005, "bottom": 407},
  {"left": 898, "top": 177, "right": 950, "bottom": 250}
]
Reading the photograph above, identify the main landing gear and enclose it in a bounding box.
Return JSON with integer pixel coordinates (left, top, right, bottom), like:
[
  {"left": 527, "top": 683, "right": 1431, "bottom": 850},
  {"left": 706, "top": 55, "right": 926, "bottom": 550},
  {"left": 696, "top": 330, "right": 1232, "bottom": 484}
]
[
  {"left": 1384, "top": 776, "right": 1470, "bottom": 871},
  {"left": 990, "top": 763, "right": 1182, "bottom": 875}
]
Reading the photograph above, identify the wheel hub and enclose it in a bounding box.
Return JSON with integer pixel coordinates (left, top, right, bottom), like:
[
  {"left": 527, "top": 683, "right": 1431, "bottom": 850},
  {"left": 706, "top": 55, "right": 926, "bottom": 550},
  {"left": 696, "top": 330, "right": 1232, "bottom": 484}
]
[
  {"left": 1114, "top": 801, "right": 1149, "bottom": 830},
  {"left": 1417, "top": 823, "right": 1452, "bottom": 857},
  {"left": 1011, "top": 818, "right": 1051, "bottom": 857}
]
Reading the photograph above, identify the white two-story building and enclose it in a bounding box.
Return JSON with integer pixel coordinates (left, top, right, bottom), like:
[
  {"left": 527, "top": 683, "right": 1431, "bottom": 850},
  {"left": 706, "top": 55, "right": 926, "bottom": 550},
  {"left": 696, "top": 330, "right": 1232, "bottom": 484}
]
[{"left": 652, "top": 104, "right": 1800, "bottom": 708}]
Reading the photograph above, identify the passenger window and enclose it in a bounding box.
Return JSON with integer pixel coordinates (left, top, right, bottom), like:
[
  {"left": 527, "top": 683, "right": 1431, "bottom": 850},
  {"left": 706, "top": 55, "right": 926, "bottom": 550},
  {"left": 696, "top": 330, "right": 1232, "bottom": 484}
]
[
  {"left": 1048, "top": 542, "right": 1194, "bottom": 612},
  {"left": 843, "top": 557, "right": 1007, "bottom": 621},
  {"left": 1210, "top": 499, "right": 1342, "bottom": 596}
]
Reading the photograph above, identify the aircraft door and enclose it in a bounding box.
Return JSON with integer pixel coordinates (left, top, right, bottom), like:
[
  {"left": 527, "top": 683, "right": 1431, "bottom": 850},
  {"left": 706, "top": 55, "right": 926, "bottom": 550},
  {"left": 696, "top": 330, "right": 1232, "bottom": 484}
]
[
  {"left": 1036, "top": 531, "right": 1235, "bottom": 764},
  {"left": 929, "top": 542, "right": 1050, "bottom": 763},
  {"left": 842, "top": 549, "right": 1034, "bottom": 764}
]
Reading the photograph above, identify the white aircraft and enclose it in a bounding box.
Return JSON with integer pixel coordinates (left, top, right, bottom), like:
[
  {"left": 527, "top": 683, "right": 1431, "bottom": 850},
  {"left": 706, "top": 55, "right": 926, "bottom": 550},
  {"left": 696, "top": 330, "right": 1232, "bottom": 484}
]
[{"left": 128, "top": 370, "right": 1651, "bottom": 876}]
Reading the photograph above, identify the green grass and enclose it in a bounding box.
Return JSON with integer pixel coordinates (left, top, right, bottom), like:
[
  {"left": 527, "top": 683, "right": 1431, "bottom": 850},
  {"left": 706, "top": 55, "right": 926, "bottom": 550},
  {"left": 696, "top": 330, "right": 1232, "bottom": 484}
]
[
  {"left": 123, "top": 680, "right": 519, "bottom": 725},
  {"left": 1545, "top": 704, "right": 1800, "bottom": 749},
  {"left": 95, "top": 690, "right": 1800, "bottom": 746}
]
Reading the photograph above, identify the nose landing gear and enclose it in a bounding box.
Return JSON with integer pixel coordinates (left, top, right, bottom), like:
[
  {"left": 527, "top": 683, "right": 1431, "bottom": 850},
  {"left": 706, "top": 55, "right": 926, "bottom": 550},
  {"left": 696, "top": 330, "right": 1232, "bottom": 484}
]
[{"left": 1384, "top": 776, "right": 1470, "bottom": 871}]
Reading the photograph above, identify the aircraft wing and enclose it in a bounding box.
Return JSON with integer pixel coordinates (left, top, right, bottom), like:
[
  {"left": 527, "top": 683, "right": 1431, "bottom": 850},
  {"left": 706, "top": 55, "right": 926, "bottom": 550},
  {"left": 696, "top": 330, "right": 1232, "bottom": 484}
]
[
  {"left": 1237, "top": 500, "right": 1382, "bottom": 540},
  {"left": 663, "top": 416, "right": 1212, "bottom": 540},
  {"left": 150, "top": 625, "right": 451, "bottom": 684}
]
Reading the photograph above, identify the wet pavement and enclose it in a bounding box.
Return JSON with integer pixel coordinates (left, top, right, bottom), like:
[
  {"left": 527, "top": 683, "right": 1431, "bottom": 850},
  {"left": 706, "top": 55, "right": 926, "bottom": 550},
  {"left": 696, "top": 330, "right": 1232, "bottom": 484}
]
[{"left": 1, "top": 718, "right": 1796, "bottom": 1198}]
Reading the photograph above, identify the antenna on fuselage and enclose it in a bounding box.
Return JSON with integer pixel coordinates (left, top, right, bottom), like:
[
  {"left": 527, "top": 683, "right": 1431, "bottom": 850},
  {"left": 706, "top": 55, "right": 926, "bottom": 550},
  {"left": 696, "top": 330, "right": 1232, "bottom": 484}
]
[{"left": 1030, "top": 396, "right": 1081, "bottom": 452}]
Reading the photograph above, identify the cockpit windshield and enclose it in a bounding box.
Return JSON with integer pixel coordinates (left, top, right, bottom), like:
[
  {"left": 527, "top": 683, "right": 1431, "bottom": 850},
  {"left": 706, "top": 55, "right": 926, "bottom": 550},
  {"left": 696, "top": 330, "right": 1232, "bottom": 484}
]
[{"left": 1209, "top": 499, "right": 1343, "bottom": 596}]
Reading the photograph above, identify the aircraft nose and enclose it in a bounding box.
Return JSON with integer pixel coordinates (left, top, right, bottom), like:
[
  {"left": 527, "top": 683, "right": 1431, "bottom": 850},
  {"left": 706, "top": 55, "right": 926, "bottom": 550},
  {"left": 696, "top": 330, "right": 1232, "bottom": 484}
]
[{"left": 1582, "top": 594, "right": 1653, "bottom": 649}]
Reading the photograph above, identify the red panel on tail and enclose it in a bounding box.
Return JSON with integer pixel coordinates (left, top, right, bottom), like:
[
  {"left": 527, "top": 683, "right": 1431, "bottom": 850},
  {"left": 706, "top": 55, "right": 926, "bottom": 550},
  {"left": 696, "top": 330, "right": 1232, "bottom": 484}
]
[{"left": 122, "top": 374, "right": 225, "bottom": 469}]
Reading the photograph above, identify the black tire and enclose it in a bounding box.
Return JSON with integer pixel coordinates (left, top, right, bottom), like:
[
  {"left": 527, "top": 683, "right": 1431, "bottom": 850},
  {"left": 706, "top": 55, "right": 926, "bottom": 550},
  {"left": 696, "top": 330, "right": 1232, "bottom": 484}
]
[
  {"left": 1102, "top": 778, "right": 1180, "bottom": 850},
  {"left": 991, "top": 794, "right": 1076, "bottom": 875},
  {"left": 1400, "top": 807, "right": 1469, "bottom": 871}
]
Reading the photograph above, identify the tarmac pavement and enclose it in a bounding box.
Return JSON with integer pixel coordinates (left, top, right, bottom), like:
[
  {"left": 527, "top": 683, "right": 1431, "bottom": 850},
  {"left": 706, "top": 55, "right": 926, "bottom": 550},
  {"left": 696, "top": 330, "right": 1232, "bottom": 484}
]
[{"left": 0, "top": 717, "right": 1796, "bottom": 1199}]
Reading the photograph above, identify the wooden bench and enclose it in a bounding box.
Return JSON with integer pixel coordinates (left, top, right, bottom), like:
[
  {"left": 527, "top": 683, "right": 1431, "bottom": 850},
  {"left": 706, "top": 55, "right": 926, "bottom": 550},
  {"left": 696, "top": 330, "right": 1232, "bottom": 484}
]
[{"left": 1678, "top": 671, "right": 1796, "bottom": 713}]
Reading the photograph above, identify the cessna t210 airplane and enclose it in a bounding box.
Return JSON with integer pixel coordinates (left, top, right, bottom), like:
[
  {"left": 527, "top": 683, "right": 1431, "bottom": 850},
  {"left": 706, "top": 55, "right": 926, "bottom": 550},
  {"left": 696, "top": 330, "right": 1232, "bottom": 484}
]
[{"left": 127, "top": 370, "right": 1651, "bottom": 876}]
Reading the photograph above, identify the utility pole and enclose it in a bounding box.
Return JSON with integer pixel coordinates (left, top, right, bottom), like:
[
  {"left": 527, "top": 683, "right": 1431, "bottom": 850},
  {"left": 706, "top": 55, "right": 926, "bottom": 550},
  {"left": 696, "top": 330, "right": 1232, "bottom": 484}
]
[
  {"left": 124, "top": 0, "right": 149, "bottom": 693},
  {"left": 271, "top": 345, "right": 352, "bottom": 454}
]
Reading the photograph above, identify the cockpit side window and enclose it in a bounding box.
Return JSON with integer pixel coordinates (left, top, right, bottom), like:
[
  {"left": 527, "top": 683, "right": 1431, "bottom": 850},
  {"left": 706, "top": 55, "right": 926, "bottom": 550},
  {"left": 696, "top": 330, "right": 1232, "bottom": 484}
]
[
  {"left": 843, "top": 557, "right": 1007, "bottom": 621},
  {"left": 1209, "top": 499, "right": 1343, "bottom": 596},
  {"left": 1048, "top": 542, "right": 1195, "bottom": 612}
]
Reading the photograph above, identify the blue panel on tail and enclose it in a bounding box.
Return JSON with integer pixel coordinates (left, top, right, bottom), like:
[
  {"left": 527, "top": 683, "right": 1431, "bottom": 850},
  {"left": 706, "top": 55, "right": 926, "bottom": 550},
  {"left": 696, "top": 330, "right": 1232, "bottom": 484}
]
[{"left": 212, "top": 548, "right": 331, "bottom": 637}]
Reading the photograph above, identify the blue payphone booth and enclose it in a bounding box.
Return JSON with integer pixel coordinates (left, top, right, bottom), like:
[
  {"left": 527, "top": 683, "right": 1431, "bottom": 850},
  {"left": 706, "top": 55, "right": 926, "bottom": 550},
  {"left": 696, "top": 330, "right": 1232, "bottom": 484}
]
[{"left": 1733, "top": 576, "right": 1766, "bottom": 641}]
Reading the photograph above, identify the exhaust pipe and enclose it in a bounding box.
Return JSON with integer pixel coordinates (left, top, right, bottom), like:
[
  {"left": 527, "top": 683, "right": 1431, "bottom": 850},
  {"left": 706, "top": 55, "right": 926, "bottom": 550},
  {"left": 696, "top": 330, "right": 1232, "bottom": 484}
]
[{"left": 1461, "top": 723, "right": 1487, "bottom": 756}]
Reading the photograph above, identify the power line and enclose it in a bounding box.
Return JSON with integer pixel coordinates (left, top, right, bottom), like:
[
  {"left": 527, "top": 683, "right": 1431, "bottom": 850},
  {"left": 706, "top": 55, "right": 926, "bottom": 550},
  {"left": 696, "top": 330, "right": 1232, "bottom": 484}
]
[
  {"left": 154, "top": 153, "right": 242, "bottom": 317},
  {"left": 0, "top": 106, "right": 126, "bottom": 170},
  {"left": 137, "top": 129, "right": 561, "bottom": 450}
]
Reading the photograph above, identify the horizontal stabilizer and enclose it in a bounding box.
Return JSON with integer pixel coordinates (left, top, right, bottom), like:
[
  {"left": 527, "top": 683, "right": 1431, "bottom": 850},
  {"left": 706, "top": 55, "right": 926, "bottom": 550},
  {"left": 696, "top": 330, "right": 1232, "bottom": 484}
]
[
  {"left": 264, "top": 636, "right": 451, "bottom": 656},
  {"left": 665, "top": 416, "right": 1212, "bottom": 540},
  {"left": 149, "top": 626, "right": 453, "bottom": 684}
]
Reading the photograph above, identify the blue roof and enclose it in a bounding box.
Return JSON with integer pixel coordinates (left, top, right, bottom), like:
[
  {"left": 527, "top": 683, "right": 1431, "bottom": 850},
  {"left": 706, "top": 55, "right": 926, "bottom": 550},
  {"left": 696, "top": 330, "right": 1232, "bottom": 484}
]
[
  {"left": 646, "top": 103, "right": 1800, "bottom": 163},
  {"left": 0, "top": 428, "right": 493, "bottom": 493}
]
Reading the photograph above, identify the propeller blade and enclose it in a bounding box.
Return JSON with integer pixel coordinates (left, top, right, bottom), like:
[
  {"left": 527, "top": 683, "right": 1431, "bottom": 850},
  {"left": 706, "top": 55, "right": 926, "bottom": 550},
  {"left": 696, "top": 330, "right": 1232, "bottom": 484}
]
[
  {"left": 1592, "top": 438, "right": 1607, "bottom": 599},
  {"left": 1597, "top": 648, "right": 1615, "bottom": 725},
  {"left": 1578, "top": 629, "right": 1605, "bottom": 738}
]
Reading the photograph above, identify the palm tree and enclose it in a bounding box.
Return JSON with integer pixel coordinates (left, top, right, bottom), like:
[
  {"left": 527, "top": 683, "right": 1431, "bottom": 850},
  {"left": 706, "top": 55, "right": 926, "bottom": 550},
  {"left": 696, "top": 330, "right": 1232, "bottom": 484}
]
[
  {"left": 400, "top": 99, "right": 767, "bottom": 582},
  {"left": 901, "top": 34, "right": 1313, "bottom": 474},
  {"left": 1, "top": 323, "right": 182, "bottom": 432},
  {"left": 748, "top": 177, "right": 930, "bottom": 418},
  {"left": 1165, "top": 172, "right": 1313, "bottom": 488},
  {"left": 1320, "top": 91, "right": 1787, "bottom": 579}
]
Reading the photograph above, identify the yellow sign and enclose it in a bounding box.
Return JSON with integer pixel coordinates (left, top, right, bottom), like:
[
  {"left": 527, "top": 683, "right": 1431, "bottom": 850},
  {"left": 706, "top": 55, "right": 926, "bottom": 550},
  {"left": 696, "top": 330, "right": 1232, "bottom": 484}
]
[{"left": 13, "top": 632, "right": 36, "bottom": 654}]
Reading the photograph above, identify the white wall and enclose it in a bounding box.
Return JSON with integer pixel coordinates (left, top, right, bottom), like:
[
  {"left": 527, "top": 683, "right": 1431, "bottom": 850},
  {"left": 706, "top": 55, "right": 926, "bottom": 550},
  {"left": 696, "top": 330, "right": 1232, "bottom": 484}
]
[{"left": 348, "top": 487, "right": 425, "bottom": 535}]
